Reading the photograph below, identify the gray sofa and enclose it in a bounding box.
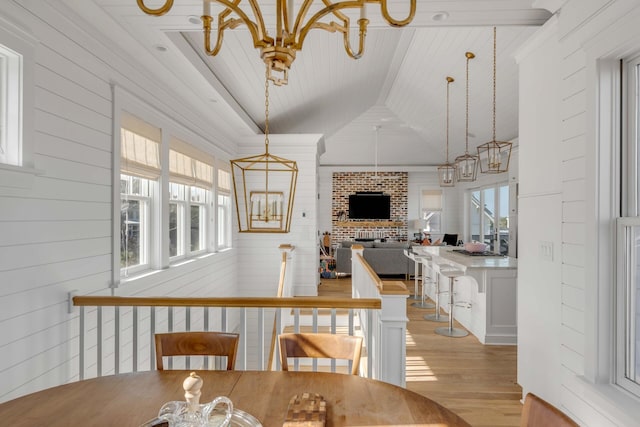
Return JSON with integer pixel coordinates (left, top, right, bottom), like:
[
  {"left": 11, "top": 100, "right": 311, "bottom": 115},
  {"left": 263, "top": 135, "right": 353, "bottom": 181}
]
[{"left": 335, "top": 241, "right": 412, "bottom": 277}]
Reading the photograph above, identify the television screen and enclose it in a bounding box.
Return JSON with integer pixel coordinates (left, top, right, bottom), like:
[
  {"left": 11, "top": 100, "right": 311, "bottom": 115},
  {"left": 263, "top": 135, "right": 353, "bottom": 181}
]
[{"left": 348, "top": 193, "right": 391, "bottom": 219}]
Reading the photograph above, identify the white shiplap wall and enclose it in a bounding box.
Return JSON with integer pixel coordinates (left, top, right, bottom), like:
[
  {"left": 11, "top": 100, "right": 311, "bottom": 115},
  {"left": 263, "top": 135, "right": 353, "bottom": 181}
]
[
  {"left": 517, "top": 1, "right": 640, "bottom": 425},
  {"left": 0, "top": 1, "right": 238, "bottom": 402}
]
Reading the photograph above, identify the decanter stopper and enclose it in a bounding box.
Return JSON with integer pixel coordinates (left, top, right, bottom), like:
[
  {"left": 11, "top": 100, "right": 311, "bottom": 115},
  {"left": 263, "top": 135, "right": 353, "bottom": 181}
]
[{"left": 183, "top": 372, "right": 203, "bottom": 411}]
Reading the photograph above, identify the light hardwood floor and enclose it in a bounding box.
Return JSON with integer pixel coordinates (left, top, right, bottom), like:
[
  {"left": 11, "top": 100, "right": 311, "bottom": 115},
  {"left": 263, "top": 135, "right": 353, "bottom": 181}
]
[{"left": 318, "top": 277, "right": 522, "bottom": 427}]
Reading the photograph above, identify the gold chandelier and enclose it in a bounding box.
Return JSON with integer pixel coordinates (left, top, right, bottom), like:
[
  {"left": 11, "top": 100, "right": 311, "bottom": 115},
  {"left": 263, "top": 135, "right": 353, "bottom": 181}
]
[
  {"left": 477, "top": 27, "right": 512, "bottom": 174},
  {"left": 135, "top": 0, "right": 417, "bottom": 86},
  {"left": 455, "top": 51, "right": 479, "bottom": 182},
  {"left": 438, "top": 76, "right": 456, "bottom": 187}
]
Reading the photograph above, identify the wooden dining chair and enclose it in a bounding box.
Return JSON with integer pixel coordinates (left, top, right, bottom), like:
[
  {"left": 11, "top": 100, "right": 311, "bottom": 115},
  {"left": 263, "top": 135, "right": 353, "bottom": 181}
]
[
  {"left": 520, "top": 393, "right": 578, "bottom": 427},
  {"left": 154, "top": 331, "right": 239, "bottom": 371},
  {"left": 278, "top": 333, "right": 363, "bottom": 375}
]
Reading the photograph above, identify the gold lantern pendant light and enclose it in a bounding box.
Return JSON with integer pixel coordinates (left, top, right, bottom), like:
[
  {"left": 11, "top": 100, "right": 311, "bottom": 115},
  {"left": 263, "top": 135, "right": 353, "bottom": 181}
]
[
  {"left": 230, "top": 72, "right": 298, "bottom": 233},
  {"left": 455, "top": 52, "right": 479, "bottom": 183},
  {"left": 438, "top": 76, "right": 456, "bottom": 187},
  {"left": 477, "top": 27, "right": 512, "bottom": 174}
]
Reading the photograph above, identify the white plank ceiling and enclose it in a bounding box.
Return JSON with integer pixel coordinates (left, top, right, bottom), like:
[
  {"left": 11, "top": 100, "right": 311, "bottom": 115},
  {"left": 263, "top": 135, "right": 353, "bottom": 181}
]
[{"left": 62, "top": 0, "right": 551, "bottom": 166}]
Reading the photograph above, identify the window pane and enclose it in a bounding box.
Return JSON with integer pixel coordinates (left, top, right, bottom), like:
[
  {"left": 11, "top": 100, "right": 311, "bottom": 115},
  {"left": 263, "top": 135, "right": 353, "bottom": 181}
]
[
  {"left": 470, "top": 190, "right": 481, "bottom": 242},
  {"left": 218, "top": 194, "right": 231, "bottom": 248},
  {"left": 422, "top": 210, "right": 441, "bottom": 233},
  {"left": 169, "top": 202, "right": 184, "bottom": 258},
  {"left": 121, "top": 199, "right": 142, "bottom": 269},
  {"left": 499, "top": 185, "right": 510, "bottom": 255},
  {"left": 191, "top": 205, "right": 203, "bottom": 252},
  {"left": 620, "top": 222, "right": 640, "bottom": 386},
  {"left": 482, "top": 188, "right": 496, "bottom": 247}
]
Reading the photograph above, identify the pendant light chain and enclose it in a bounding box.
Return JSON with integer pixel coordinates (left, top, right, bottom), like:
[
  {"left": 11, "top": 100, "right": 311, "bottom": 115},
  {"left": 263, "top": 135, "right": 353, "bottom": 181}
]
[
  {"left": 492, "top": 26, "right": 497, "bottom": 142},
  {"left": 446, "top": 77, "right": 452, "bottom": 162},
  {"left": 264, "top": 70, "right": 270, "bottom": 154},
  {"left": 465, "top": 53, "right": 470, "bottom": 154}
]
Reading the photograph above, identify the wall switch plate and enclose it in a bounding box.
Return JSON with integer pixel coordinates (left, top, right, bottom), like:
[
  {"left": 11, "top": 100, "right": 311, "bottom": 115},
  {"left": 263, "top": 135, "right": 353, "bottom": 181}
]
[{"left": 539, "top": 241, "right": 553, "bottom": 262}]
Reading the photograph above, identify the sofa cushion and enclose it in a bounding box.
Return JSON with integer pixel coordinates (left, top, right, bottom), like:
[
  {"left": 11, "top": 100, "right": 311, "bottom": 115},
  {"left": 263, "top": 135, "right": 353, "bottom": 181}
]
[
  {"left": 373, "top": 241, "right": 409, "bottom": 249},
  {"left": 341, "top": 241, "right": 374, "bottom": 248}
]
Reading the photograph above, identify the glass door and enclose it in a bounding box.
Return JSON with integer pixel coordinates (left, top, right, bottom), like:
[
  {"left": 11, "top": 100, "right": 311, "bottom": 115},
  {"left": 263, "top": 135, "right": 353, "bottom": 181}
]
[{"left": 469, "top": 183, "right": 510, "bottom": 255}]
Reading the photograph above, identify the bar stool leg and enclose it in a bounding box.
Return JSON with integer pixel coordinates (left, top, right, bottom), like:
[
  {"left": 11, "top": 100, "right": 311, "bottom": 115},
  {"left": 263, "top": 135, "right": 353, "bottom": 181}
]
[
  {"left": 409, "top": 257, "right": 420, "bottom": 300},
  {"left": 412, "top": 258, "right": 434, "bottom": 309},
  {"left": 423, "top": 269, "right": 447, "bottom": 322},
  {"left": 435, "top": 275, "right": 468, "bottom": 338}
]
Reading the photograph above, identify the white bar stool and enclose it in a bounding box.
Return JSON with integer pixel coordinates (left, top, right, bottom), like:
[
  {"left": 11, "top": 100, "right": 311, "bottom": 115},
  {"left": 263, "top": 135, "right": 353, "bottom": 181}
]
[
  {"left": 404, "top": 249, "right": 420, "bottom": 300},
  {"left": 435, "top": 269, "right": 469, "bottom": 338},
  {"left": 423, "top": 263, "right": 452, "bottom": 323},
  {"left": 411, "top": 255, "right": 435, "bottom": 309}
]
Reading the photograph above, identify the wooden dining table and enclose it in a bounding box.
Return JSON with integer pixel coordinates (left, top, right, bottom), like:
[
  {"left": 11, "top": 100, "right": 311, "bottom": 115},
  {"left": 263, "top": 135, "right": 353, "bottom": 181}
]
[{"left": 0, "top": 370, "right": 471, "bottom": 426}]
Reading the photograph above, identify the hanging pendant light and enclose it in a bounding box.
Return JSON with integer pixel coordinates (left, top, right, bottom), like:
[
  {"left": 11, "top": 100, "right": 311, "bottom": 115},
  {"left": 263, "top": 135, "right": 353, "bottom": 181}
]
[
  {"left": 230, "top": 71, "right": 298, "bottom": 233},
  {"left": 477, "top": 27, "right": 512, "bottom": 174},
  {"left": 455, "top": 52, "right": 479, "bottom": 182},
  {"left": 438, "top": 76, "right": 456, "bottom": 187}
]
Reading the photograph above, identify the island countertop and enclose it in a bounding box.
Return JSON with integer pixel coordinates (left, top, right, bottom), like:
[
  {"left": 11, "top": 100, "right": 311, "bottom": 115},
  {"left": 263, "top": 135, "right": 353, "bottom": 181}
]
[{"left": 412, "top": 245, "right": 517, "bottom": 270}]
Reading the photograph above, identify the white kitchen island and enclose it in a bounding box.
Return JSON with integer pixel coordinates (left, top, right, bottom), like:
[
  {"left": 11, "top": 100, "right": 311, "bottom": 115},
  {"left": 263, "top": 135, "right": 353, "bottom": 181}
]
[{"left": 413, "top": 246, "right": 518, "bottom": 345}]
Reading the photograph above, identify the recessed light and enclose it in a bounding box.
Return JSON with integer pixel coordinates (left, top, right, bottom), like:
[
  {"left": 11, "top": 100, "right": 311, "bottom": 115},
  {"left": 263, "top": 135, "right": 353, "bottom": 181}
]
[
  {"left": 431, "top": 11, "right": 449, "bottom": 22},
  {"left": 154, "top": 44, "right": 168, "bottom": 52},
  {"left": 188, "top": 15, "right": 201, "bottom": 25}
]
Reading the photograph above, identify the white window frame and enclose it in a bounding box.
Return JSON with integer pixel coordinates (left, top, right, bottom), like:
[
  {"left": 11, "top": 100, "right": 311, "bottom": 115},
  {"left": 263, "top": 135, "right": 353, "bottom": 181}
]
[
  {"left": 216, "top": 168, "right": 232, "bottom": 250},
  {"left": 189, "top": 186, "right": 209, "bottom": 255},
  {"left": 0, "top": 16, "right": 36, "bottom": 188},
  {"left": 120, "top": 175, "right": 152, "bottom": 277},
  {"left": 169, "top": 182, "right": 187, "bottom": 260},
  {"left": 419, "top": 189, "right": 443, "bottom": 235},
  {"left": 616, "top": 54, "right": 640, "bottom": 398}
]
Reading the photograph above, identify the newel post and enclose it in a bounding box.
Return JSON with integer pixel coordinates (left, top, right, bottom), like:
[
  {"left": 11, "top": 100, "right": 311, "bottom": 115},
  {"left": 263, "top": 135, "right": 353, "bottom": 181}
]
[
  {"left": 278, "top": 244, "right": 295, "bottom": 297},
  {"left": 378, "top": 281, "right": 409, "bottom": 387},
  {"left": 350, "top": 244, "right": 365, "bottom": 299}
]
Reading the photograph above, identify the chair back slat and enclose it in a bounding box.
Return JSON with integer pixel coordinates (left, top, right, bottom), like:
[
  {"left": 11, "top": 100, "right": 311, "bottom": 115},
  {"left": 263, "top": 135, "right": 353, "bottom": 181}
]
[
  {"left": 155, "top": 331, "right": 239, "bottom": 371},
  {"left": 279, "top": 333, "right": 363, "bottom": 375}
]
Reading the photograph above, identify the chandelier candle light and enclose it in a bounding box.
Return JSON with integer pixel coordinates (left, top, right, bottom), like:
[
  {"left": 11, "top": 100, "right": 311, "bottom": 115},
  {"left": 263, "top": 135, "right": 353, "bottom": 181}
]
[
  {"left": 438, "top": 76, "right": 456, "bottom": 187},
  {"left": 455, "top": 52, "right": 479, "bottom": 182},
  {"left": 135, "top": 0, "right": 416, "bottom": 86},
  {"left": 477, "top": 27, "right": 512, "bottom": 174}
]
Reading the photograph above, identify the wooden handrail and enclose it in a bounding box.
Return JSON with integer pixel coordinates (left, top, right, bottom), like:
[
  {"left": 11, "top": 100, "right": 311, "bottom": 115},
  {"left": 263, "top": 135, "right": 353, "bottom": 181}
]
[
  {"left": 73, "top": 296, "right": 381, "bottom": 309},
  {"left": 355, "top": 253, "right": 384, "bottom": 292}
]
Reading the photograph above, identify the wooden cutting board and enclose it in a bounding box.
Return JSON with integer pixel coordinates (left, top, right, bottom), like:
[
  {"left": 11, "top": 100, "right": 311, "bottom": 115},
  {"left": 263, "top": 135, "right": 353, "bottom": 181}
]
[{"left": 282, "top": 393, "right": 326, "bottom": 427}]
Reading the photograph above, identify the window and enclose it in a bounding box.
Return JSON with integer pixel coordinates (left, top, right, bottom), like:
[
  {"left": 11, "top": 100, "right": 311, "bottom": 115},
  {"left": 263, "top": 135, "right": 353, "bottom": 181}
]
[
  {"left": 420, "top": 189, "right": 442, "bottom": 234},
  {"left": 469, "top": 184, "right": 510, "bottom": 255},
  {"left": 120, "top": 119, "right": 161, "bottom": 276},
  {"left": 121, "top": 175, "right": 151, "bottom": 274},
  {"left": 217, "top": 169, "right": 232, "bottom": 249},
  {"left": 168, "top": 143, "right": 214, "bottom": 257},
  {"left": 617, "top": 54, "right": 640, "bottom": 397},
  {"left": 0, "top": 41, "right": 25, "bottom": 166}
]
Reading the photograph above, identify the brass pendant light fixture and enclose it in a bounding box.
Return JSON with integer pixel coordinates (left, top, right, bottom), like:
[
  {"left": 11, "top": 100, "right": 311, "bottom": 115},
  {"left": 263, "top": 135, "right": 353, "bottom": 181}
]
[
  {"left": 135, "top": 0, "right": 416, "bottom": 86},
  {"left": 455, "top": 52, "right": 479, "bottom": 182},
  {"left": 477, "top": 27, "right": 512, "bottom": 174},
  {"left": 438, "top": 76, "right": 456, "bottom": 187},
  {"left": 230, "top": 72, "right": 298, "bottom": 233}
]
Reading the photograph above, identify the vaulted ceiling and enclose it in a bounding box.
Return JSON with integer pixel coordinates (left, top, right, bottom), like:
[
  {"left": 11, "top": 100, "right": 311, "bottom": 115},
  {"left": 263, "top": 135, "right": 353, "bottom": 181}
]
[{"left": 63, "top": 1, "right": 551, "bottom": 166}]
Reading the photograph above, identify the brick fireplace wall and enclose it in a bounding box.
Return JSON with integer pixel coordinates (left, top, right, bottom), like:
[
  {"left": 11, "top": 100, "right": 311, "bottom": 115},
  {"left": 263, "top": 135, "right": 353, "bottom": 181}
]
[{"left": 331, "top": 172, "right": 408, "bottom": 245}]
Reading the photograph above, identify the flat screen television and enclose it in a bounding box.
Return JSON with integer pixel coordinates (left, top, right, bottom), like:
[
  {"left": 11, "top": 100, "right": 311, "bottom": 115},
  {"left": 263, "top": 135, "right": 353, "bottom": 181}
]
[{"left": 348, "top": 192, "right": 391, "bottom": 219}]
